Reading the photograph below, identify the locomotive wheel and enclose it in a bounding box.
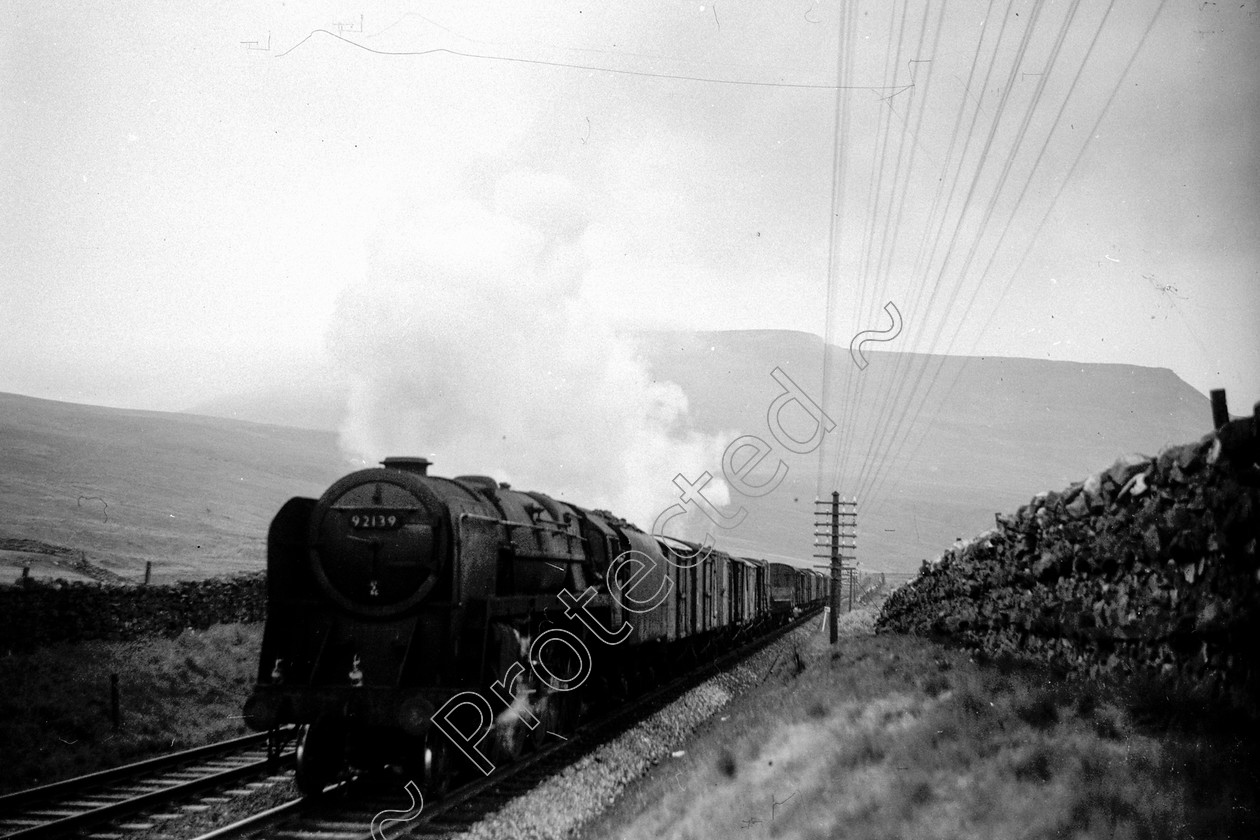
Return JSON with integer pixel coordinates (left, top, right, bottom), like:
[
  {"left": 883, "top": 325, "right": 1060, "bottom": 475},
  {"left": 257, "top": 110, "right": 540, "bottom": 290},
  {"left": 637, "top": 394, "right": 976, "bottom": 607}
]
[
  {"left": 294, "top": 721, "right": 345, "bottom": 797},
  {"left": 421, "top": 738, "right": 454, "bottom": 800}
]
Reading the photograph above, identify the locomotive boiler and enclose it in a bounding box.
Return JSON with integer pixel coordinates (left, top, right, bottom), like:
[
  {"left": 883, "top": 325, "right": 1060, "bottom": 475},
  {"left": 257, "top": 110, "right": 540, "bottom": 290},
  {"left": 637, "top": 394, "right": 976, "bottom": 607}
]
[{"left": 243, "top": 457, "right": 825, "bottom": 795}]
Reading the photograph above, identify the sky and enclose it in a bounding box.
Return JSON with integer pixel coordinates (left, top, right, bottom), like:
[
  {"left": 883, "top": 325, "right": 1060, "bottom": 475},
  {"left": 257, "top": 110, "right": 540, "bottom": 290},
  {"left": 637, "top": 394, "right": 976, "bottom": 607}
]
[{"left": 2, "top": 1, "right": 1257, "bottom": 491}]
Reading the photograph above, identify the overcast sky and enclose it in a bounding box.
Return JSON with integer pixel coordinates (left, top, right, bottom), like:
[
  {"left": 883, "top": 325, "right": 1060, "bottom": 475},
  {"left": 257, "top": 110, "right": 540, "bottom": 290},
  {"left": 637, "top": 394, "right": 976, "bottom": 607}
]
[{"left": 3, "top": 0, "right": 1257, "bottom": 421}]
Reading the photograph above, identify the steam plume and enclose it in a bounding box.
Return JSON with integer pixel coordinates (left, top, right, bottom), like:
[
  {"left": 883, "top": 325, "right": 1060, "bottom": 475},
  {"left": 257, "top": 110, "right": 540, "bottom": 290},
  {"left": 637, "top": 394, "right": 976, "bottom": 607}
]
[{"left": 329, "top": 169, "right": 729, "bottom": 527}]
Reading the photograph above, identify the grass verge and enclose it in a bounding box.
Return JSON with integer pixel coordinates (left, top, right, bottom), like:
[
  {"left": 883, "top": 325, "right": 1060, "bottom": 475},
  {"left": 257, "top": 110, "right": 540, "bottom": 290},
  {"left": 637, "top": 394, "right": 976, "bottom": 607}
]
[
  {"left": 0, "top": 623, "right": 261, "bottom": 794},
  {"left": 582, "top": 607, "right": 1259, "bottom": 840}
]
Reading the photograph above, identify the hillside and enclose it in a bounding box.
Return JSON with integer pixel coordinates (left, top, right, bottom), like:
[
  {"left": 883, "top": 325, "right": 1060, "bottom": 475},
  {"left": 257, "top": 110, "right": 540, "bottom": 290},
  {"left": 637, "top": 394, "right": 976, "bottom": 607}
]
[
  {"left": 0, "top": 393, "right": 348, "bottom": 583},
  {"left": 0, "top": 330, "right": 1214, "bottom": 581},
  {"left": 630, "top": 330, "right": 1211, "bottom": 571}
]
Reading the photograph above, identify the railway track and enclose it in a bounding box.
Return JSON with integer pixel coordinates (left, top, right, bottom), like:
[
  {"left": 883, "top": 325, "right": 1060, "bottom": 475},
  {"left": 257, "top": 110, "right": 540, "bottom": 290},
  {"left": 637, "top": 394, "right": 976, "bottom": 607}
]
[
  {"left": 191, "top": 609, "right": 822, "bottom": 840},
  {"left": 0, "top": 731, "right": 295, "bottom": 840}
]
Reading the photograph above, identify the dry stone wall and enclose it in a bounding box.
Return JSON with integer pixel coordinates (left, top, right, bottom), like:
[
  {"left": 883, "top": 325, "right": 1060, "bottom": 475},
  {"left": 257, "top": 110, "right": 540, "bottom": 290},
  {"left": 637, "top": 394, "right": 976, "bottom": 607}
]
[
  {"left": 0, "top": 572, "right": 266, "bottom": 653},
  {"left": 877, "top": 414, "right": 1259, "bottom": 709}
]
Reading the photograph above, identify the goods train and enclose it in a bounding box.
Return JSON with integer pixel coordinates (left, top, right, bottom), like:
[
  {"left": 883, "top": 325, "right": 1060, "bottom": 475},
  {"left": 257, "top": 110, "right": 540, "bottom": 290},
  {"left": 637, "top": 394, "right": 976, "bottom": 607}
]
[{"left": 243, "top": 457, "right": 827, "bottom": 795}]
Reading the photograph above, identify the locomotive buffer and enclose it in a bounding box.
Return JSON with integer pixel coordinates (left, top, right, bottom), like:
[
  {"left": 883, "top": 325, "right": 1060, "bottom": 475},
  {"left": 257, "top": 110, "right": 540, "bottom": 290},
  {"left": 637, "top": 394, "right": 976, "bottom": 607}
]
[{"left": 814, "top": 492, "right": 857, "bottom": 644}]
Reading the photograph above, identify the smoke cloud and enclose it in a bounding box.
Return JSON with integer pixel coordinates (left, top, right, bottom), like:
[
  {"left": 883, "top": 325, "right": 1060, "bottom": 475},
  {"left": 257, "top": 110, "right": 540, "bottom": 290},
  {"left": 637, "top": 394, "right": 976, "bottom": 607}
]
[{"left": 329, "top": 168, "right": 730, "bottom": 529}]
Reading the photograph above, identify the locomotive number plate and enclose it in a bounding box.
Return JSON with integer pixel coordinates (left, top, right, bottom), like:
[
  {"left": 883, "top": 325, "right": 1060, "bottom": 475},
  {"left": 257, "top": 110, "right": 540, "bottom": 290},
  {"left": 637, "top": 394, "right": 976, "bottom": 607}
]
[{"left": 345, "top": 510, "right": 409, "bottom": 530}]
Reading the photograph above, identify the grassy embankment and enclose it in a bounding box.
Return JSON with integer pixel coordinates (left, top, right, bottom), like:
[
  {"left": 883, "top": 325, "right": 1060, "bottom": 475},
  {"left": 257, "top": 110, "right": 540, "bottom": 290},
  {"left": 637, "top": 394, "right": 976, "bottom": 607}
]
[
  {"left": 0, "top": 623, "right": 262, "bottom": 794},
  {"left": 7, "top": 601, "right": 1256, "bottom": 837},
  {"left": 585, "top": 603, "right": 1259, "bottom": 840}
]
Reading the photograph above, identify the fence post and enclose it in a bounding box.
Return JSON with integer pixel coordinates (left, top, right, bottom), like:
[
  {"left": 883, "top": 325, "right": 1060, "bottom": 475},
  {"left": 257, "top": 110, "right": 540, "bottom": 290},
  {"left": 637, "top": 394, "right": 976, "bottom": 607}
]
[
  {"left": 1253, "top": 401, "right": 1260, "bottom": 463},
  {"left": 144, "top": 562, "right": 152, "bottom": 586},
  {"left": 110, "top": 673, "right": 120, "bottom": 730},
  {"left": 1211, "top": 389, "right": 1229, "bottom": 430}
]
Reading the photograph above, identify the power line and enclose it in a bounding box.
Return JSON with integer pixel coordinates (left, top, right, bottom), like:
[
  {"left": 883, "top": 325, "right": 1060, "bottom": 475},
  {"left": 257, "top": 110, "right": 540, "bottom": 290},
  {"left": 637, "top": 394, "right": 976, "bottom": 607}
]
[
  {"left": 276, "top": 27, "right": 913, "bottom": 91},
  {"left": 829, "top": 0, "right": 911, "bottom": 495},
  {"left": 858, "top": 0, "right": 1071, "bottom": 503},
  {"left": 848, "top": 0, "right": 1050, "bottom": 501},
  {"left": 832, "top": 0, "right": 1020, "bottom": 495},
  {"left": 860, "top": 0, "right": 1170, "bottom": 518},
  {"left": 818, "top": 1, "right": 860, "bottom": 499},
  {"left": 842, "top": 1, "right": 942, "bottom": 495},
  {"left": 845, "top": 0, "right": 998, "bottom": 499}
]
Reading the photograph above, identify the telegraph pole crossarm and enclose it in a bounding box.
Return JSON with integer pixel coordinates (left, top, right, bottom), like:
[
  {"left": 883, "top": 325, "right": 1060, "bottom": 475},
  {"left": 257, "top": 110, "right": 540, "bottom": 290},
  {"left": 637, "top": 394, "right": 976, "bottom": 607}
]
[{"left": 821, "top": 492, "right": 839, "bottom": 643}]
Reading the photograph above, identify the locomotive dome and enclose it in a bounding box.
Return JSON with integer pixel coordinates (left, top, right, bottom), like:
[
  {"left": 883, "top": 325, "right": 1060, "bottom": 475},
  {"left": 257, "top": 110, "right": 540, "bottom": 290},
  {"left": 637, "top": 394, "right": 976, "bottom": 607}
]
[
  {"left": 249, "top": 451, "right": 827, "bottom": 797},
  {"left": 306, "top": 457, "right": 448, "bottom": 617}
]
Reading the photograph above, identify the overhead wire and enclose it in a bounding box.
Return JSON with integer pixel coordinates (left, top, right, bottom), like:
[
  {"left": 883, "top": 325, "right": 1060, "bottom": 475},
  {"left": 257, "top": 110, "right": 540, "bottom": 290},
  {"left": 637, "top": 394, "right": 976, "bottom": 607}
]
[
  {"left": 831, "top": 0, "right": 1022, "bottom": 498},
  {"left": 827, "top": 0, "right": 903, "bottom": 494},
  {"left": 843, "top": 0, "right": 999, "bottom": 500},
  {"left": 833, "top": 0, "right": 1015, "bottom": 501},
  {"left": 849, "top": 0, "right": 1054, "bottom": 503},
  {"left": 838, "top": 0, "right": 931, "bottom": 497},
  {"left": 276, "top": 26, "right": 910, "bottom": 91},
  {"left": 841, "top": 1, "right": 946, "bottom": 502},
  {"left": 860, "top": 0, "right": 1169, "bottom": 518},
  {"left": 829, "top": 0, "right": 913, "bottom": 495},
  {"left": 856, "top": 0, "right": 1116, "bottom": 516},
  {"left": 858, "top": 0, "right": 1080, "bottom": 508},
  {"left": 856, "top": 0, "right": 1072, "bottom": 505},
  {"left": 817, "top": 1, "right": 859, "bottom": 499}
]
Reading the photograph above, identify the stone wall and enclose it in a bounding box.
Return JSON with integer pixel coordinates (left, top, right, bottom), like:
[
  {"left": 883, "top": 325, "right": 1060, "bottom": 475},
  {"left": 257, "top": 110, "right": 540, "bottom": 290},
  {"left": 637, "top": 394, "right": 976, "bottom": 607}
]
[
  {"left": 877, "top": 414, "right": 1259, "bottom": 708},
  {"left": 0, "top": 572, "right": 267, "bottom": 652}
]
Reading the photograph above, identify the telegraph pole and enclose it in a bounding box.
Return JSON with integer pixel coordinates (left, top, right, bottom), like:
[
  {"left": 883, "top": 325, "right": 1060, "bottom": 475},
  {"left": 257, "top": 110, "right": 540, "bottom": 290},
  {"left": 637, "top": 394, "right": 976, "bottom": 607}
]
[
  {"left": 814, "top": 493, "right": 858, "bottom": 644},
  {"left": 839, "top": 497, "right": 857, "bottom": 613},
  {"left": 813, "top": 493, "right": 838, "bottom": 643}
]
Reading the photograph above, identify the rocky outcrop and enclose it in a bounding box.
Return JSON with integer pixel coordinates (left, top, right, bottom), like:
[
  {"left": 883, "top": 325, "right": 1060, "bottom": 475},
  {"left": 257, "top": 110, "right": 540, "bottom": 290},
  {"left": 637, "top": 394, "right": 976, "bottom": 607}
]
[{"left": 877, "top": 413, "right": 1259, "bottom": 709}]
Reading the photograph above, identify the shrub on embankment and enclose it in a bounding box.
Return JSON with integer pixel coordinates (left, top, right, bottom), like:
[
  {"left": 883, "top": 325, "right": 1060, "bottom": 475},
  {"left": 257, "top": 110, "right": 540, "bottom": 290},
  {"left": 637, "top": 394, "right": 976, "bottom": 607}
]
[
  {"left": 877, "top": 412, "right": 1259, "bottom": 713},
  {"left": 0, "top": 572, "right": 266, "bottom": 653}
]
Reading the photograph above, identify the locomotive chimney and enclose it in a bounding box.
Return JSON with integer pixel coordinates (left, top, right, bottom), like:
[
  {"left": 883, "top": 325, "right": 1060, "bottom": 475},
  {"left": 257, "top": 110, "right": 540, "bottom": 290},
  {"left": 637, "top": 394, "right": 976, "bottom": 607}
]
[{"left": 381, "top": 456, "right": 432, "bottom": 475}]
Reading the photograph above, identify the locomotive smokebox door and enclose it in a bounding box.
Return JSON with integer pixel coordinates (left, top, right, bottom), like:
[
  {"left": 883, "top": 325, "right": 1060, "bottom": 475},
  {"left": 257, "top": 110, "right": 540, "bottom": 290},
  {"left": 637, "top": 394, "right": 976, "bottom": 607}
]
[{"left": 308, "top": 470, "right": 449, "bottom": 617}]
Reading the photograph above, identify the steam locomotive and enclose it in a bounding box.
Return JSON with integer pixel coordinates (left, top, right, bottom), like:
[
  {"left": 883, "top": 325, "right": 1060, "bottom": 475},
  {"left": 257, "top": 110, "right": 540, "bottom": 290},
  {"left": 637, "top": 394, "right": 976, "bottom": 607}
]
[{"left": 243, "top": 457, "right": 827, "bottom": 795}]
